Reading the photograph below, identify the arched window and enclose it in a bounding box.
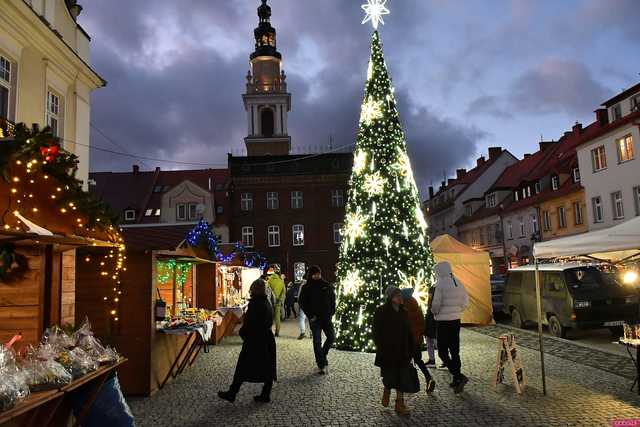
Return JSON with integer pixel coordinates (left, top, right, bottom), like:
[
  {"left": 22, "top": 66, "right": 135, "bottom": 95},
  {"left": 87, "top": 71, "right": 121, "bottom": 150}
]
[{"left": 261, "top": 109, "right": 274, "bottom": 137}]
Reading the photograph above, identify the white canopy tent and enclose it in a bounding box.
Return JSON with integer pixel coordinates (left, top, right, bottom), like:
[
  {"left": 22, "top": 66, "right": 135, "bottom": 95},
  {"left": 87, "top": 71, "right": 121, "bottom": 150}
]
[{"left": 531, "top": 216, "right": 640, "bottom": 395}]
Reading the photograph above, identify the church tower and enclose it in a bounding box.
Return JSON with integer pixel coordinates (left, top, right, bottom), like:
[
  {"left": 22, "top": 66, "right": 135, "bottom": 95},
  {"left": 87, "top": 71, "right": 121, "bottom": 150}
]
[{"left": 243, "top": 0, "right": 291, "bottom": 156}]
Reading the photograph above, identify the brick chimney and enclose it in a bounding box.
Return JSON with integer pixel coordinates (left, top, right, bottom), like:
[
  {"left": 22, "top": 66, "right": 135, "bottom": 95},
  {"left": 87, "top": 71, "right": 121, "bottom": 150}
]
[
  {"left": 456, "top": 169, "right": 467, "bottom": 179},
  {"left": 488, "top": 147, "right": 502, "bottom": 159},
  {"left": 524, "top": 153, "right": 532, "bottom": 158},
  {"left": 595, "top": 108, "right": 609, "bottom": 126},
  {"left": 477, "top": 156, "right": 486, "bottom": 167},
  {"left": 132, "top": 165, "right": 140, "bottom": 174},
  {"left": 539, "top": 140, "right": 557, "bottom": 152},
  {"left": 572, "top": 122, "right": 582, "bottom": 135}
]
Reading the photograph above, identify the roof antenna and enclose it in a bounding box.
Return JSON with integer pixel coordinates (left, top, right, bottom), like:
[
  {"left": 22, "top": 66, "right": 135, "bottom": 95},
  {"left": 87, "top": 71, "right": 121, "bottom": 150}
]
[{"left": 329, "top": 135, "right": 333, "bottom": 151}]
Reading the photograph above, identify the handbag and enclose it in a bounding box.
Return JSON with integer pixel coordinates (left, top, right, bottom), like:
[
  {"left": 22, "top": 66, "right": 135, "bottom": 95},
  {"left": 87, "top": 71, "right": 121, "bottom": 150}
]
[{"left": 400, "top": 362, "right": 421, "bottom": 394}]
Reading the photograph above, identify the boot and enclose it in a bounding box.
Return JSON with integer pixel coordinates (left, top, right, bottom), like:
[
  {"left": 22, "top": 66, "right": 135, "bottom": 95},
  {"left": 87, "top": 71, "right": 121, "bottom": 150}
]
[
  {"left": 217, "top": 390, "right": 236, "bottom": 403},
  {"left": 394, "top": 392, "right": 410, "bottom": 417},
  {"left": 381, "top": 387, "right": 391, "bottom": 407}
]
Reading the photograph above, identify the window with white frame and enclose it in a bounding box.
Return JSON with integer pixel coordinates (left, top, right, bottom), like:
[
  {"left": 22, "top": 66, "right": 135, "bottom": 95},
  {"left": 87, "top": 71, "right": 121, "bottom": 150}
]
[
  {"left": 526, "top": 186, "right": 531, "bottom": 198},
  {"left": 292, "top": 224, "right": 304, "bottom": 246},
  {"left": 514, "top": 191, "right": 519, "bottom": 202},
  {"left": 331, "top": 189, "right": 344, "bottom": 208},
  {"left": 531, "top": 214, "right": 538, "bottom": 234},
  {"left": 557, "top": 206, "right": 567, "bottom": 229},
  {"left": 635, "top": 186, "right": 640, "bottom": 216},
  {"left": 543, "top": 210, "right": 551, "bottom": 231},
  {"left": 333, "top": 223, "right": 343, "bottom": 244},
  {"left": 266, "top": 192, "right": 279, "bottom": 210},
  {"left": 572, "top": 167, "right": 581, "bottom": 183},
  {"left": 519, "top": 217, "right": 525, "bottom": 237},
  {"left": 0, "top": 55, "right": 11, "bottom": 120},
  {"left": 551, "top": 175, "right": 560, "bottom": 191},
  {"left": 291, "top": 191, "right": 303, "bottom": 209},
  {"left": 145, "top": 208, "right": 153, "bottom": 217},
  {"left": 267, "top": 225, "right": 280, "bottom": 247},
  {"left": 176, "top": 203, "right": 197, "bottom": 221},
  {"left": 240, "top": 193, "right": 253, "bottom": 211},
  {"left": 507, "top": 221, "right": 513, "bottom": 239},
  {"left": 241, "top": 226, "right": 254, "bottom": 247},
  {"left": 632, "top": 94, "right": 640, "bottom": 112},
  {"left": 487, "top": 193, "right": 497, "bottom": 208},
  {"left": 535, "top": 181, "right": 541, "bottom": 194},
  {"left": 154, "top": 209, "right": 161, "bottom": 216},
  {"left": 591, "top": 146, "right": 607, "bottom": 172},
  {"left": 573, "top": 201, "right": 583, "bottom": 225},
  {"left": 46, "top": 90, "right": 62, "bottom": 137},
  {"left": 611, "top": 191, "right": 624, "bottom": 219},
  {"left": 616, "top": 135, "right": 634, "bottom": 163},
  {"left": 124, "top": 209, "right": 136, "bottom": 221},
  {"left": 592, "top": 196, "right": 604, "bottom": 223}
]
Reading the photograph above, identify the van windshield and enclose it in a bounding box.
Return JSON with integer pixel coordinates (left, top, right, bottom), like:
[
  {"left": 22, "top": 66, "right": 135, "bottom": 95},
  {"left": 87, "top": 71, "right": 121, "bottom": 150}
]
[{"left": 565, "top": 267, "right": 621, "bottom": 290}]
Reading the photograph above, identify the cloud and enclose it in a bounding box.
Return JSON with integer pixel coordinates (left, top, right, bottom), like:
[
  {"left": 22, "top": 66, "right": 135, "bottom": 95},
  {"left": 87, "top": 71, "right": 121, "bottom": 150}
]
[
  {"left": 466, "top": 96, "right": 512, "bottom": 119},
  {"left": 509, "top": 58, "right": 610, "bottom": 116}
]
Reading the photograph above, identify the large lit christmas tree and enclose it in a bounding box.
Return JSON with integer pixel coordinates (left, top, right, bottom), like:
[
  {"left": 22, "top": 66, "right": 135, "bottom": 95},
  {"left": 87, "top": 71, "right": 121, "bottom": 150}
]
[{"left": 334, "top": 0, "right": 435, "bottom": 352}]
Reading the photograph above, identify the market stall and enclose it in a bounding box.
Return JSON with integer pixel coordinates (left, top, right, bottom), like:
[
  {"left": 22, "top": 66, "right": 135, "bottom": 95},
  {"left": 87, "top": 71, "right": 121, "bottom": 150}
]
[{"left": 532, "top": 216, "right": 640, "bottom": 395}]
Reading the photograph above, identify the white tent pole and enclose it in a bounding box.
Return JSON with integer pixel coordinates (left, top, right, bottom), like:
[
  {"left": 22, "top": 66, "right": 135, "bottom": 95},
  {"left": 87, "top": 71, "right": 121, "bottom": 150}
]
[{"left": 534, "top": 258, "right": 547, "bottom": 395}]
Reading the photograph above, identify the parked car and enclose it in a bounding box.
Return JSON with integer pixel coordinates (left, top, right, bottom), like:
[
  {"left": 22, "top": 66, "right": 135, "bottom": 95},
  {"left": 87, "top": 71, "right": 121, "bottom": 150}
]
[
  {"left": 491, "top": 274, "right": 506, "bottom": 314},
  {"left": 502, "top": 263, "right": 640, "bottom": 338}
]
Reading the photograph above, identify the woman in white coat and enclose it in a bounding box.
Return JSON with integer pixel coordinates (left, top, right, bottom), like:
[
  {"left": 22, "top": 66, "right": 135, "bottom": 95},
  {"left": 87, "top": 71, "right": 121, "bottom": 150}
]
[{"left": 431, "top": 261, "right": 469, "bottom": 393}]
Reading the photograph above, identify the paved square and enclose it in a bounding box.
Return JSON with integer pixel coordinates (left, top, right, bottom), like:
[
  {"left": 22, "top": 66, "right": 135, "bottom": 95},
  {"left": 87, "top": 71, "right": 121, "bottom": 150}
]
[{"left": 130, "top": 320, "right": 640, "bottom": 426}]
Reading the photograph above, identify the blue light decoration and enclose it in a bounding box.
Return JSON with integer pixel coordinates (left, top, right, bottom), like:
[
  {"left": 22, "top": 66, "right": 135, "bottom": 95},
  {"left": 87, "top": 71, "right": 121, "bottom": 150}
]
[{"left": 186, "top": 219, "right": 268, "bottom": 270}]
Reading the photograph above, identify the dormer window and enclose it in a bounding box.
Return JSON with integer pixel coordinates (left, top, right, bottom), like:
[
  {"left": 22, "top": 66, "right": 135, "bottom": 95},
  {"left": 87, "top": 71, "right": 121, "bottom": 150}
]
[
  {"left": 514, "top": 191, "right": 519, "bottom": 202},
  {"left": 572, "top": 167, "right": 581, "bottom": 183},
  {"left": 631, "top": 94, "right": 640, "bottom": 112},
  {"left": 465, "top": 205, "right": 472, "bottom": 216},
  {"left": 551, "top": 175, "right": 560, "bottom": 191},
  {"left": 124, "top": 209, "right": 135, "bottom": 221},
  {"left": 535, "top": 181, "right": 541, "bottom": 194},
  {"left": 612, "top": 103, "right": 622, "bottom": 121},
  {"left": 486, "top": 193, "right": 497, "bottom": 208}
]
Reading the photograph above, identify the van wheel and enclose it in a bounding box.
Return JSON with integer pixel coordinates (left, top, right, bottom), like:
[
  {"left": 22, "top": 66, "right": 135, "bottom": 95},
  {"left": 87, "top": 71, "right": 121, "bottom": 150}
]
[
  {"left": 511, "top": 309, "right": 524, "bottom": 329},
  {"left": 548, "top": 315, "right": 566, "bottom": 338}
]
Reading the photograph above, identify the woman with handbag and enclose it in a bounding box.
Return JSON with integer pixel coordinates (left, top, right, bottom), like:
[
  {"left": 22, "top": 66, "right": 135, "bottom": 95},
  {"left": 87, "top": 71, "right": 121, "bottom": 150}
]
[{"left": 373, "top": 286, "right": 418, "bottom": 417}]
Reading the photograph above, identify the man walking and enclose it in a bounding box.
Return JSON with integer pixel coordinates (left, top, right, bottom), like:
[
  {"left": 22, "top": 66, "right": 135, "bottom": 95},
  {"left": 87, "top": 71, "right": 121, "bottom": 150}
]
[
  {"left": 267, "top": 265, "right": 286, "bottom": 337},
  {"left": 431, "top": 261, "right": 469, "bottom": 393},
  {"left": 299, "top": 265, "right": 336, "bottom": 374}
]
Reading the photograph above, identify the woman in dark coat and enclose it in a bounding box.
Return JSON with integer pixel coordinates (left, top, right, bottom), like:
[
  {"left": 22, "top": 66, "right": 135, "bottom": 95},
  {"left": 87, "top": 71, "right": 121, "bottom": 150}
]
[
  {"left": 218, "top": 280, "right": 277, "bottom": 403},
  {"left": 373, "top": 286, "right": 415, "bottom": 416}
]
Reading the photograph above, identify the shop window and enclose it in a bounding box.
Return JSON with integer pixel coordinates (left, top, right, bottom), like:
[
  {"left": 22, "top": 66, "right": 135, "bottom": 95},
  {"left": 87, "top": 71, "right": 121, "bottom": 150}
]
[
  {"left": 611, "top": 191, "right": 624, "bottom": 220},
  {"left": 242, "top": 226, "right": 254, "bottom": 248},
  {"left": 291, "top": 191, "right": 304, "bottom": 209},
  {"left": 268, "top": 225, "right": 280, "bottom": 247},
  {"left": 292, "top": 224, "right": 304, "bottom": 246},
  {"left": 240, "top": 193, "right": 253, "bottom": 211},
  {"left": 267, "top": 192, "right": 279, "bottom": 210},
  {"left": 592, "top": 196, "right": 604, "bottom": 223},
  {"left": 591, "top": 146, "right": 607, "bottom": 172},
  {"left": 331, "top": 189, "right": 344, "bottom": 208},
  {"left": 156, "top": 260, "right": 195, "bottom": 316},
  {"left": 333, "top": 223, "right": 343, "bottom": 244},
  {"left": 616, "top": 135, "right": 634, "bottom": 163},
  {"left": 557, "top": 206, "right": 567, "bottom": 228}
]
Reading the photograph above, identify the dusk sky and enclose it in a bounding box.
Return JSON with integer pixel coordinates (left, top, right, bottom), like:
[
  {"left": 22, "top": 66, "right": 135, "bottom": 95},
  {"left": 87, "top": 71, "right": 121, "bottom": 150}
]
[{"left": 80, "top": 0, "right": 640, "bottom": 191}]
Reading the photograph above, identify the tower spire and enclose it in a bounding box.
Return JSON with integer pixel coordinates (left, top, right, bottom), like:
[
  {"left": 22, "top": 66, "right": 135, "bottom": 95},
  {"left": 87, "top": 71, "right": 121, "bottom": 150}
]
[{"left": 252, "top": 0, "right": 280, "bottom": 60}]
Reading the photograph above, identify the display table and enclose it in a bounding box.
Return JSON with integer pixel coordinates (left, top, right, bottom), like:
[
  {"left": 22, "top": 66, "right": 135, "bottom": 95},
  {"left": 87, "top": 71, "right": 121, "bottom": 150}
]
[
  {"left": 619, "top": 339, "right": 640, "bottom": 395},
  {"left": 0, "top": 358, "right": 126, "bottom": 427},
  {"left": 157, "top": 322, "right": 214, "bottom": 390}
]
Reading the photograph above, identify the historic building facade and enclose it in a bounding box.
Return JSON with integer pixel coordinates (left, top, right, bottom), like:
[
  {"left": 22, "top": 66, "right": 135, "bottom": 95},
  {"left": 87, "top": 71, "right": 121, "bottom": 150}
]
[{"left": 0, "top": 0, "right": 104, "bottom": 186}]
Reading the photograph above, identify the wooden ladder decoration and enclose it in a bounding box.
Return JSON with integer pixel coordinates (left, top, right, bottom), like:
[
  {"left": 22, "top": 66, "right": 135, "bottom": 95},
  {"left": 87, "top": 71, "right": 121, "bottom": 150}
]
[{"left": 494, "top": 333, "right": 526, "bottom": 394}]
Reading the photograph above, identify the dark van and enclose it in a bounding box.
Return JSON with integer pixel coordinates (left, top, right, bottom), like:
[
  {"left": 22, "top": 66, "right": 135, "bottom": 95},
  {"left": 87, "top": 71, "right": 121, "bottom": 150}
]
[{"left": 503, "top": 263, "right": 640, "bottom": 338}]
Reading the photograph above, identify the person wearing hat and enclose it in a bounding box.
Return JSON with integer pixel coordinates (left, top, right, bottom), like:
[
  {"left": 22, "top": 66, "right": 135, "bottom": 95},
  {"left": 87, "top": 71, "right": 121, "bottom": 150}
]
[
  {"left": 266, "top": 264, "right": 286, "bottom": 337},
  {"left": 373, "top": 286, "right": 415, "bottom": 416},
  {"left": 298, "top": 265, "right": 336, "bottom": 374},
  {"left": 400, "top": 288, "right": 436, "bottom": 394},
  {"left": 218, "top": 279, "right": 277, "bottom": 403}
]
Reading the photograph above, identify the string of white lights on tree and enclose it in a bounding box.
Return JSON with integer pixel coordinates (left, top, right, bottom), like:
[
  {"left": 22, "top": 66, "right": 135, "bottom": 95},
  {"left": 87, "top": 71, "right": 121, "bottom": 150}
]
[{"left": 334, "top": 1, "right": 436, "bottom": 352}]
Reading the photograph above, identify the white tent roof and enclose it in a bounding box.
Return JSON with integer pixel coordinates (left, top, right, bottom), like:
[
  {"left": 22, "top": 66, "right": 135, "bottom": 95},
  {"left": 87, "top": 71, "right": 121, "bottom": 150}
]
[{"left": 533, "top": 216, "right": 640, "bottom": 261}]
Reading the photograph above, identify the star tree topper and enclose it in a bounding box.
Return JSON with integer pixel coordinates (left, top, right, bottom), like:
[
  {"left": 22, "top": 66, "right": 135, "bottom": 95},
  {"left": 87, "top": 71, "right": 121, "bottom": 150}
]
[{"left": 361, "top": 0, "right": 390, "bottom": 30}]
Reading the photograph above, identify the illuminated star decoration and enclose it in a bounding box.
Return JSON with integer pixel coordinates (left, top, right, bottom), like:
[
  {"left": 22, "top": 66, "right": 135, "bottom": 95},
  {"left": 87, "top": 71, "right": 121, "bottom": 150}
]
[
  {"left": 398, "top": 270, "right": 430, "bottom": 310},
  {"left": 353, "top": 150, "right": 368, "bottom": 174},
  {"left": 341, "top": 269, "right": 365, "bottom": 296},
  {"left": 360, "top": 97, "right": 382, "bottom": 126},
  {"left": 344, "top": 210, "right": 366, "bottom": 244},
  {"left": 363, "top": 171, "right": 385, "bottom": 195},
  {"left": 361, "top": 0, "right": 390, "bottom": 30}
]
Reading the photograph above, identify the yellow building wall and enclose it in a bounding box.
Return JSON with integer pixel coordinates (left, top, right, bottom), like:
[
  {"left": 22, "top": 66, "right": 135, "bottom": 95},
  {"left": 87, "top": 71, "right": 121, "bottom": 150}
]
[{"left": 540, "top": 189, "right": 588, "bottom": 241}]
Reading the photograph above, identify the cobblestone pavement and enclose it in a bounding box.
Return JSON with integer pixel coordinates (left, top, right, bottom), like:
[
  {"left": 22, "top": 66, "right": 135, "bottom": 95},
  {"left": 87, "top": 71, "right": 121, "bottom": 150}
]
[
  {"left": 470, "top": 324, "right": 637, "bottom": 380},
  {"left": 129, "top": 320, "right": 640, "bottom": 427}
]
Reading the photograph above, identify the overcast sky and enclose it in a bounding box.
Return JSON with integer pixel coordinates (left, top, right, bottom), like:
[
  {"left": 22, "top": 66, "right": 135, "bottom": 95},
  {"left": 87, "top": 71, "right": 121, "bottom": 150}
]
[{"left": 80, "top": 0, "right": 640, "bottom": 191}]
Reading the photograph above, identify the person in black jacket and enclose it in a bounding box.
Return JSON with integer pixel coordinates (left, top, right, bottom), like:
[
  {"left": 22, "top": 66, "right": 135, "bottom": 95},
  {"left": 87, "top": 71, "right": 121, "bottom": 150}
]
[
  {"left": 298, "top": 265, "right": 336, "bottom": 375},
  {"left": 218, "top": 280, "right": 277, "bottom": 403},
  {"left": 373, "top": 286, "right": 415, "bottom": 417}
]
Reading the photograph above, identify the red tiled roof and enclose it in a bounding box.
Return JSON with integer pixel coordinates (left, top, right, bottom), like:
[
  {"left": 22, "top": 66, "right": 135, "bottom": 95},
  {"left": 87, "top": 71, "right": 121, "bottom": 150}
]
[
  {"left": 503, "top": 180, "right": 583, "bottom": 214},
  {"left": 601, "top": 82, "right": 640, "bottom": 107},
  {"left": 433, "top": 150, "right": 508, "bottom": 200},
  {"left": 121, "top": 224, "right": 195, "bottom": 251},
  {"left": 577, "top": 111, "right": 640, "bottom": 147},
  {"left": 490, "top": 147, "right": 555, "bottom": 190}
]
